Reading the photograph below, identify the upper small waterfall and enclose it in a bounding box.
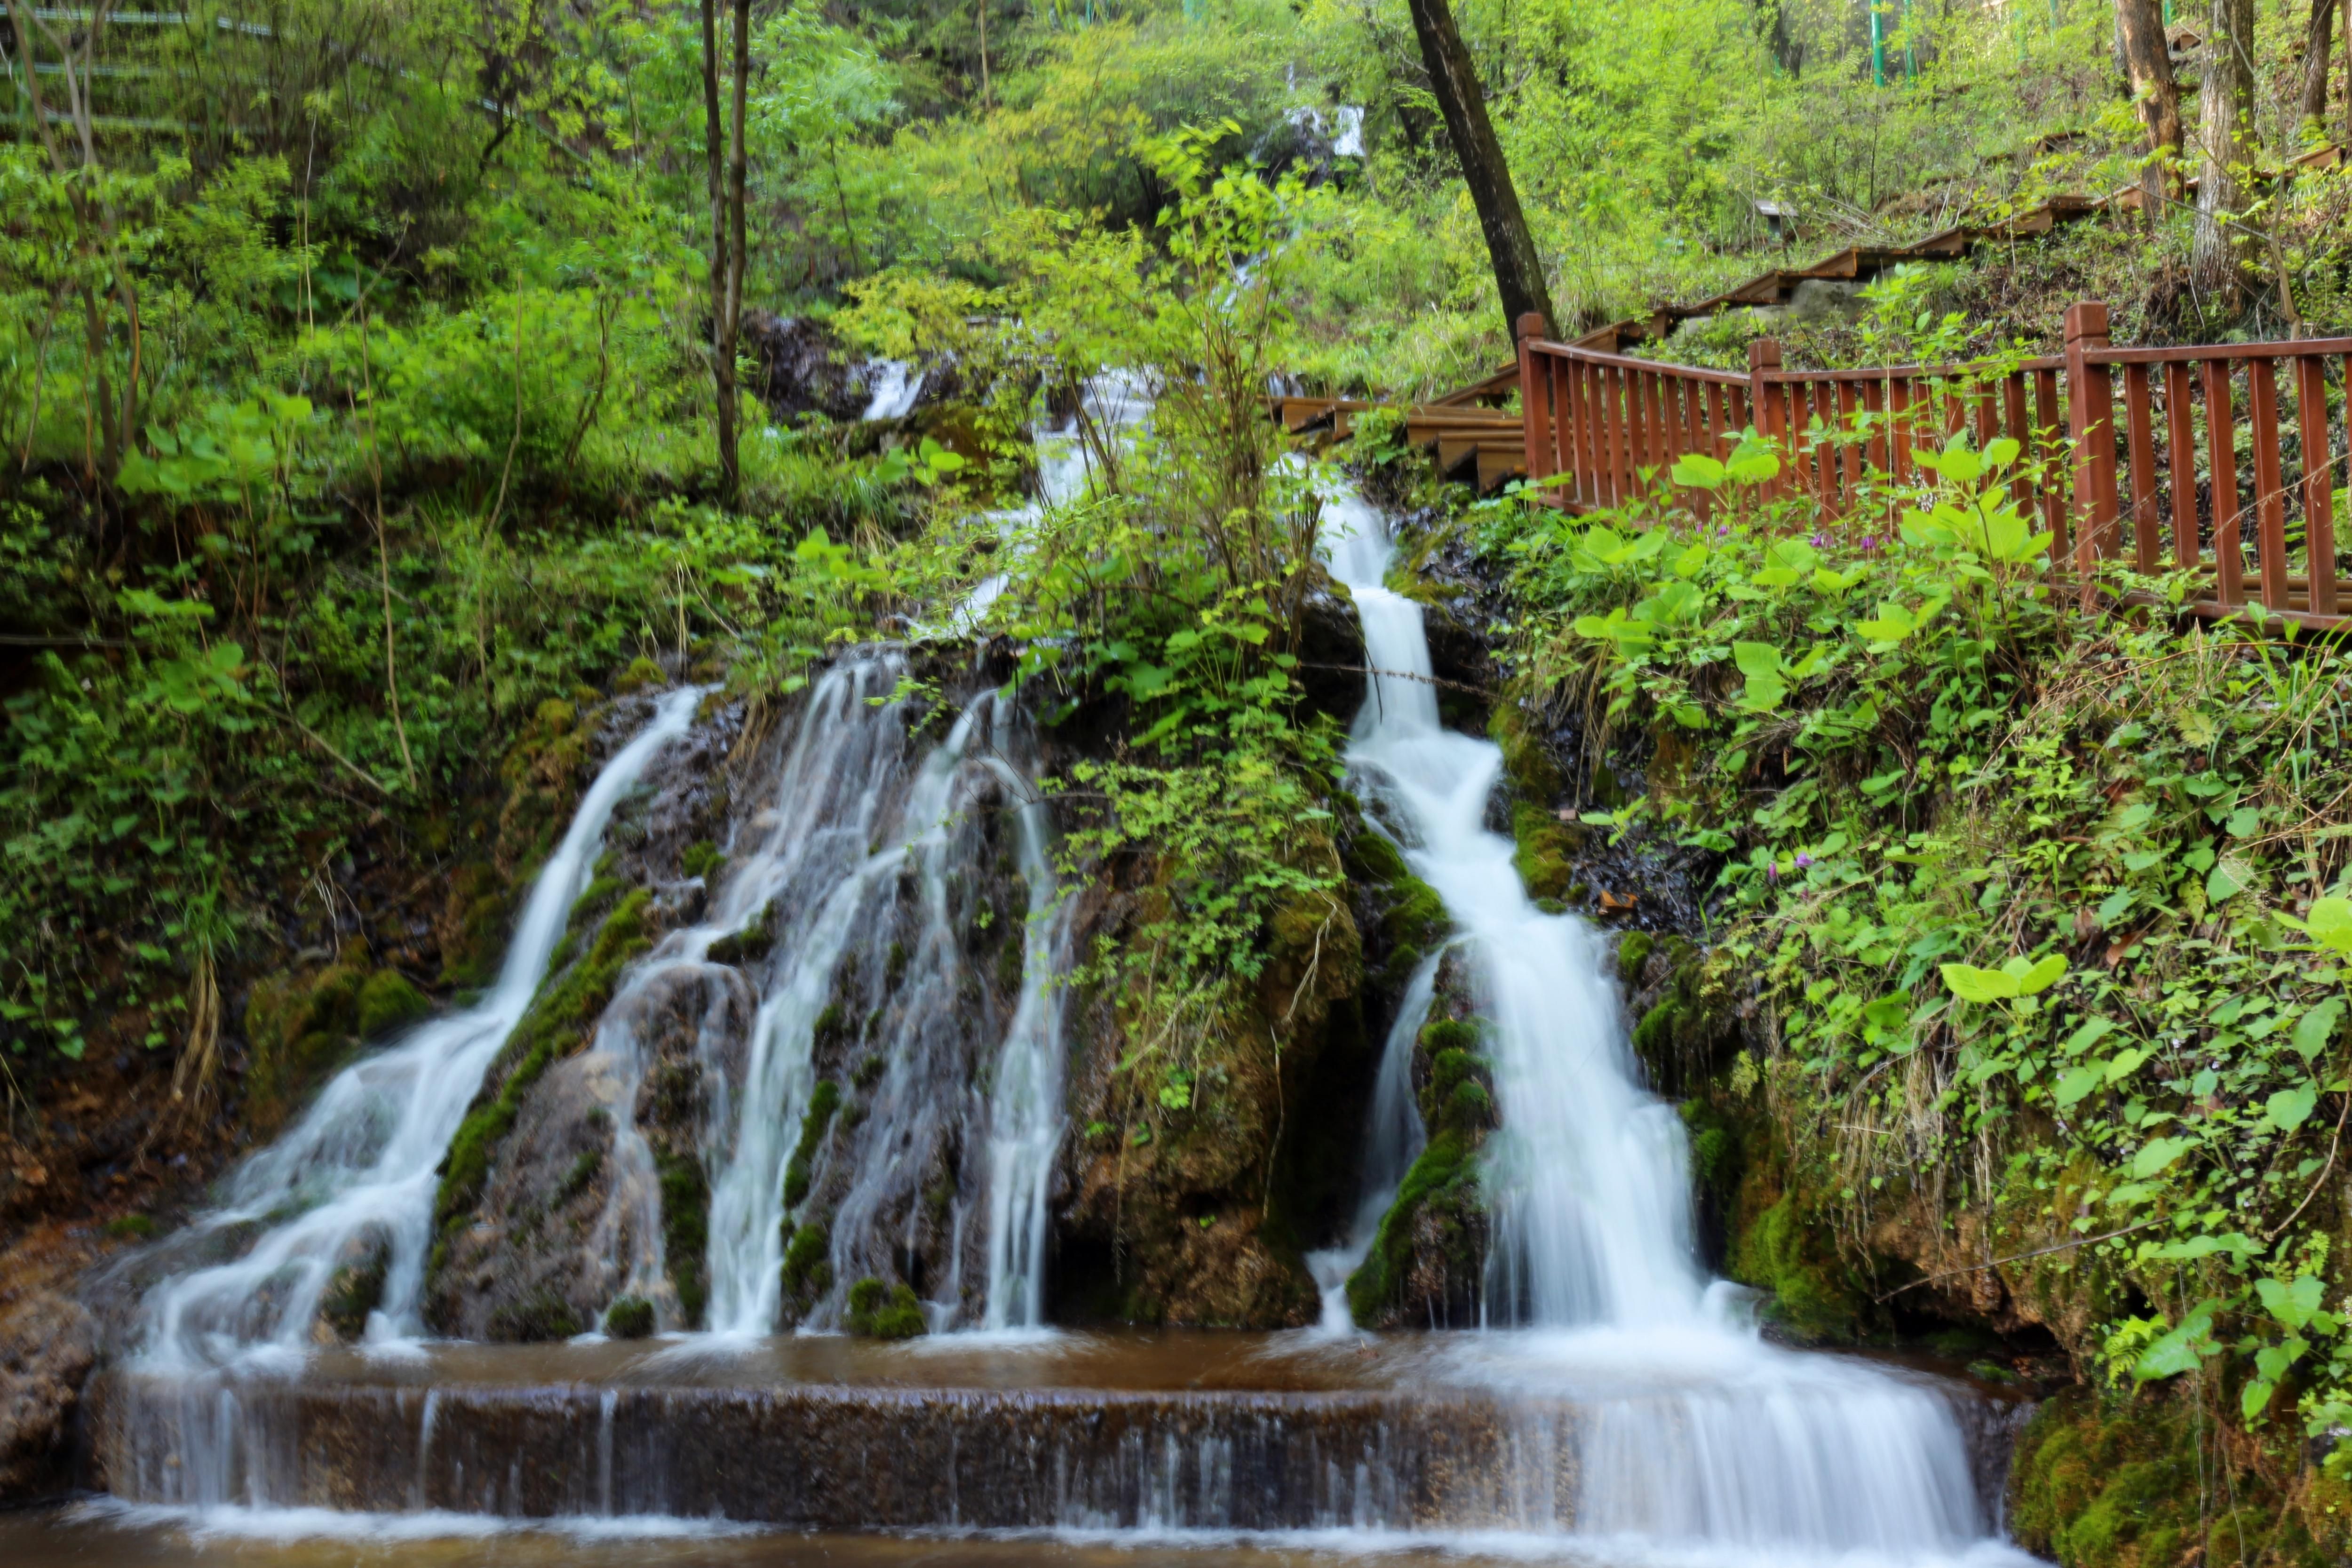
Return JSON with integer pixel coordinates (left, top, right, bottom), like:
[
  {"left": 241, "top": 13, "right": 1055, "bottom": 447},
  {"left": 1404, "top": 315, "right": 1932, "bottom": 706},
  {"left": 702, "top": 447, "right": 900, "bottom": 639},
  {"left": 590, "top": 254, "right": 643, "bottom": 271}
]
[{"left": 133, "top": 689, "right": 703, "bottom": 1369}]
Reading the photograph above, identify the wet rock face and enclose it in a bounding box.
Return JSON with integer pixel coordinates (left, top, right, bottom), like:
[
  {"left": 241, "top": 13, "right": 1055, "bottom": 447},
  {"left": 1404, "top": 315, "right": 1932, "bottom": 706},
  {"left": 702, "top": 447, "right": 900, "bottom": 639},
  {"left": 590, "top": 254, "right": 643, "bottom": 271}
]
[
  {"left": 740, "top": 312, "right": 865, "bottom": 424},
  {"left": 0, "top": 1286, "right": 97, "bottom": 1504},
  {"left": 425, "top": 698, "right": 743, "bottom": 1339}
]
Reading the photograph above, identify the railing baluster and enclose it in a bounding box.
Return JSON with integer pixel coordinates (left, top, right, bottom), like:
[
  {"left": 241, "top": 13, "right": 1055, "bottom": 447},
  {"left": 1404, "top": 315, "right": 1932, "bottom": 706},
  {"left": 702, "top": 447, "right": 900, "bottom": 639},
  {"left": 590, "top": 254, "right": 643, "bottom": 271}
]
[
  {"left": 2064, "top": 302, "right": 2119, "bottom": 601},
  {"left": 1836, "top": 380, "right": 1862, "bottom": 519},
  {"left": 2206, "top": 359, "right": 2245, "bottom": 606},
  {"left": 2250, "top": 358, "right": 2291, "bottom": 611},
  {"left": 2299, "top": 354, "right": 2339, "bottom": 616},
  {"left": 1890, "top": 376, "right": 1915, "bottom": 489},
  {"left": 1608, "top": 365, "right": 1632, "bottom": 508},
  {"left": 2164, "top": 361, "right": 2198, "bottom": 571},
  {"left": 2002, "top": 373, "right": 2033, "bottom": 515},
  {"left": 2124, "top": 364, "right": 2161, "bottom": 571},
  {"left": 2034, "top": 366, "right": 2067, "bottom": 560}
]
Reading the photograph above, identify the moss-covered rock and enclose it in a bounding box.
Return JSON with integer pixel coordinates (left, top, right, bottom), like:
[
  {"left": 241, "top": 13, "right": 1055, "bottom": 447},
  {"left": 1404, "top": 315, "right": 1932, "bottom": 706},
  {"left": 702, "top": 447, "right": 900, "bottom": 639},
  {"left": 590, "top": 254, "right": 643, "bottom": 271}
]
[
  {"left": 1727, "top": 1188, "right": 1869, "bottom": 1342},
  {"left": 1346, "top": 979, "right": 1494, "bottom": 1328},
  {"left": 845, "top": 1277, "right": 927, "bottom": 1339},
  {"left": 243, "top": 949, "right": 438, "bottom": 1129},
  {"left": 656, "top": 1148, "right": 709, "bottom": 1329},
  {"left": 604, "top": 1295, "right": 655, "bottom": 1339}
]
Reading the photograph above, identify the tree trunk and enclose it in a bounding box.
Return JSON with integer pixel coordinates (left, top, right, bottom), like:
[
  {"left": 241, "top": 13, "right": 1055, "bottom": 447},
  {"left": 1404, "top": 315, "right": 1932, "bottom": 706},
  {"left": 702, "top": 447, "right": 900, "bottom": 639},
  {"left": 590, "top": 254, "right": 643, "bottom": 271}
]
[
  {"left": 2114, "top": 0, "right": 2182, "bottom": 220},
  {"left": 699, "top": 0, "right": 740, "bottom": 505},
  {"left": 2191, "top": 0, "right": 2258, "bottom": 313},
  {"left": 2301, "top": 0, "right": 2336, "bottom": 140},
  {"left": 1402, "top": 0, "right": 1556, "bottom": 339}
]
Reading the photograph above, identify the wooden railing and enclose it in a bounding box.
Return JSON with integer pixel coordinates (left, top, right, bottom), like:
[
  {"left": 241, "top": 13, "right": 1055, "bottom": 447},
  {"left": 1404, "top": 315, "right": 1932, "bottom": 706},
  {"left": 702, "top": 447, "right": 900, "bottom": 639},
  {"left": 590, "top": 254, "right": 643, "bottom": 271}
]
[{"left": 1514, "top": 304, "right": 2352, "bottom": 631}]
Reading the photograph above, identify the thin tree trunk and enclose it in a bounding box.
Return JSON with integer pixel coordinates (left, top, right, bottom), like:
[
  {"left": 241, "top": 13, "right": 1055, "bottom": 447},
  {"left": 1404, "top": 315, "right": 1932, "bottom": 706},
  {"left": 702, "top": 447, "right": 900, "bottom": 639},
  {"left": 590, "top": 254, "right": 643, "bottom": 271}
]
[
  {"left": 2302, "top": 0, "right": 2336, "bottom": 140},
  {"left": 1402, "top": 0, "right": 1556, "bottom": 338},
  {"left": 2191, "top": 0, "right": 2258, "bottom": 313},
  {"left": 699, "top": 0, "right": 739, "bottom": 506},
  {"left": 2115, "top": 0, "right": 2182, "bottom": 221},
  {"left": 977, "top": 0, "right": 990, "bottom": 106}
]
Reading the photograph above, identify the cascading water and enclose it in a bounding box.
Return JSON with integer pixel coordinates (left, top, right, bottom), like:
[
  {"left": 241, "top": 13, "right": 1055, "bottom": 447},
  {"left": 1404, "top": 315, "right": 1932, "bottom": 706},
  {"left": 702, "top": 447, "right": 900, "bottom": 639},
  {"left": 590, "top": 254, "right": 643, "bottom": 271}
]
[
  {"left": 1320, "top": 485, "right": 2021, "bottom": 1560},
  {"left": 1303, "top": 952, "right": 1436, "bottom": 1334},
  {"left": 132, "top": 689, "right": 704, "bottom": 1369},
  {"left": 859, "top": 360, "right": 926, "bottom": 422},
  {"left": 668, "top": 651, "right": 1071, "bottom": 1335}
]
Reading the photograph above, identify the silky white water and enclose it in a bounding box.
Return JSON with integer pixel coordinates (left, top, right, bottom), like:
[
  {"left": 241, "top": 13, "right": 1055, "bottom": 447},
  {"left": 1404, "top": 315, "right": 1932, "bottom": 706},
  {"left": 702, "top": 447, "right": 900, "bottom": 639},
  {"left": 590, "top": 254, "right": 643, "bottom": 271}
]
[
  {"left": 686, "top": 653, "right": 1071, "bottom": 1334},
  {"left": 860, "top": 360, "right": 926, "bottom": 422},
  {"left": 134, "top": 689, "right": 704, "bottom": 1370},
  {"left": 1319, "top": 487, "right": 2023, "bottom": 1561},
  {"left": 1303, "top": 951, "right": 1436, "bottom": 1334}
]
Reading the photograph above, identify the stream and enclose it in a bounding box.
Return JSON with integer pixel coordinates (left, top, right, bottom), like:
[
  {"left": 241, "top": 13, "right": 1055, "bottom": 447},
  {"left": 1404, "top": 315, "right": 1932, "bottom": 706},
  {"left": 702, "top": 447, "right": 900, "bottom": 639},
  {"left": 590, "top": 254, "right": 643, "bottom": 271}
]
[{"left": 44, "top": 446, "right": 2042, "bottom": 1566}]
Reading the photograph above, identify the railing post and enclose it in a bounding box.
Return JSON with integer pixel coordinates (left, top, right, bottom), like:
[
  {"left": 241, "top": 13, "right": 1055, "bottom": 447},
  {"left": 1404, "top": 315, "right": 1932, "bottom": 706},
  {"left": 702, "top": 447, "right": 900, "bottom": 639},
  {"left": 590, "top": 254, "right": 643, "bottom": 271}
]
[
  {"left": 2064, "top": 300, "right": 2118, "bottom": 606},
  {"left": 1748, "top": 339, "right": 1784, "bottom": 505},
  {"left": 1516, "top": 311, "right": 1553, "bottom": 505}
]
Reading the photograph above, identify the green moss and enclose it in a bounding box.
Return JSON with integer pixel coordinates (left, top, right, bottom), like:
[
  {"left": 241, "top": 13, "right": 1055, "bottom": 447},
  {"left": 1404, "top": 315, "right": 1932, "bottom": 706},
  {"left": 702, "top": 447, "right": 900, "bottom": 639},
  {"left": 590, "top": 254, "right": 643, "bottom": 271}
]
[
  {"left": 656, "top": 1149, "right": 710, "bottom": 1328},
  {"left": 604, "top": 1295, "right": 655, "bottom": 1338},
  {"left": 102, "top": 1213, "right": 156, "bottom": 1240},
  {"left": 1617, "top": 931, "right": 1655, "bottom": 985},
  {"left": 1419, "top": 1018, "right": 1479, "bottom": 1056},
  {"left": 707, "top": 901, "right": 774, "bottom": 966},
  {"left": 681, "top": 839, "right": 724, "bottom": 879},
  {"left": 2010, "top": 1389, "right": 2212, "bottom": 1568},
  {"left": 1727, "top": 1190, "right": 1866, "bottom": 1342},
  {"left": 1345, "top": 828, "right": 1450, "bottom": 975},
  {"left": 1345, "top": 1126, "right": 1482, "bottom": 1324},
  {"left": 433, "top": 888, "right": 653, "bottom": 1240},
  {"left": 319, "top": 1251, "right": 389, "bottom": 1340},
  {"left": 781, "top": 1222, "right": 832, "bottom": 1303},
  {"left": 355, "top": 970, "right": 429, "bottom": 1039},
  {"left": 490, "top": 1286, "right": 585, "bottom": 1343},
  {"left": 782, "top": 1081, "right": 843, "bottom": 1210},
  {"left": 845, "top": 1277, "right": 927, "bottom": 1339},
  {"left": 851, "top": 1053, "right": 885, "bottom": 1090},
  {"left": 439, "top": 864, "right": 512, "bottom": 988},
  {"left": 550, "top": 1147, "right": 603, "bottom": 1208},
  {"left": 615, "top": 655, "right": 666, "bottom": 693}
]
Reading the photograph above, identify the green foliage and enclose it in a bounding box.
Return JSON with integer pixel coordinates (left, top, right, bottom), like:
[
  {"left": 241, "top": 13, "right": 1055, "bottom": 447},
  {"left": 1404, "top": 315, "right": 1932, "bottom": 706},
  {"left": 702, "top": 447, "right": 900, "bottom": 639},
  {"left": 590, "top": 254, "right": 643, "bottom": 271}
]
[
  {"left": 1480, "top": 423, "right": 2352, "bottom": 1454},
  {"left": 657, "top": 1147, "right": 711, "bottom": 1330}
]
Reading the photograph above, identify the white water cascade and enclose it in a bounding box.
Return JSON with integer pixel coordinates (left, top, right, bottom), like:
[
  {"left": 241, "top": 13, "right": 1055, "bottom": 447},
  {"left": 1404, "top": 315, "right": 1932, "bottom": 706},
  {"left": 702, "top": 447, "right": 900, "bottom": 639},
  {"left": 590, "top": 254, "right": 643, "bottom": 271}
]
[
  {"left": 1303, "top": 951, "right": 1436, "bottom": 1334},
  {"left": 1320, "top": 488, "right": 2025, "bottom": 1563},
  {"left": 687, "top": 652, "right": 1071, "bottom": 1335},
  {"left": 859, "top": 360, "right": 926, "bottom": 422},
  {"left": 134, "top": 689, "right": 704, "bottom": 1370}
]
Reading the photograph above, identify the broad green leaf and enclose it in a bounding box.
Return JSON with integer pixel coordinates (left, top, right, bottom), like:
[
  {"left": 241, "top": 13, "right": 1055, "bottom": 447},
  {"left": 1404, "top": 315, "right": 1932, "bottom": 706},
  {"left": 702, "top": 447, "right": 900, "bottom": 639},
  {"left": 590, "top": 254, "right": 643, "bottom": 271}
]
[
  {"left": 2130, "top": 1136, "right": 2195, "bottom": 1178},
  {"left": 1940, "top": 963, "right": 2020, "bottom": 1003},
  {"left": 2054, "top": 1067, "right": 2104, "bottom": 1109},
  {"left": 2006, "top": 954, "right": 2067, "bottom": 996},
  {"left": 2133, "top": 1303, "right": 2217, "bottom": 1381},
  {"left": 2293, "top": 999, "right": 2344, "bottom": 1061},
  {"left": 2103, "top": 1047, "right": 2150, "bottom": 1085},
  {"left": 2257, "top": 1275, "right": 2326, "bottom": 1331},
  {"left": 1984, "top": 436, "right": 2021, "bottom": 469},
  {"left": 1670, "top": 453, "right": 1727, "bottom": 489},
  {"left": 2207, "top": 860, "right": 2248, "bottom": 903},
  {"left": 2306, "top": 897, "right": 2352, "bottom": 954},
  {"left": 2266, "top": 1085, "right": 2318, "bottom": 1133},
  {"left": 2242, "top": 1378, "right": 2278, "bottom": 1422},
  {"left": 1732, "top": 641, "right": 1784, "bottom": 678}
]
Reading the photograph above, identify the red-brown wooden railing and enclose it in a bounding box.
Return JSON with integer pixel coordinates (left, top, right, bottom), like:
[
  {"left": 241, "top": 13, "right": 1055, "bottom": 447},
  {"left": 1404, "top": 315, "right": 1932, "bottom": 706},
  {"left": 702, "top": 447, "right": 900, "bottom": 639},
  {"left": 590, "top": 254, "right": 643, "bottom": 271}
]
[{"left": 1514, "top": 304, "right": 2352, "bottom": 631}]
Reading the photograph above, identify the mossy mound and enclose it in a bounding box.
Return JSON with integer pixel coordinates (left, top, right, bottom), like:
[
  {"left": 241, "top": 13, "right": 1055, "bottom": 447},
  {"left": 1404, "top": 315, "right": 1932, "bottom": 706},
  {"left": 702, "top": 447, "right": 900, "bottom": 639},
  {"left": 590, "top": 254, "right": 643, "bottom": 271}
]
[
  {"left": 1346, "top": 1000, "right": 1494, "bottom": 1327},
  {"left": 846, "top": 1277, "right": 927, "bottom": 1339},
  {"left": 1726, "top": 1188, "right": 1869, "bottom": 1343},
  {"left": 604, "top": 1296, "right": 655, "bottom": 1339},
  {"left": 243, "top": 947, "right": 437, "bottom": 1127}
]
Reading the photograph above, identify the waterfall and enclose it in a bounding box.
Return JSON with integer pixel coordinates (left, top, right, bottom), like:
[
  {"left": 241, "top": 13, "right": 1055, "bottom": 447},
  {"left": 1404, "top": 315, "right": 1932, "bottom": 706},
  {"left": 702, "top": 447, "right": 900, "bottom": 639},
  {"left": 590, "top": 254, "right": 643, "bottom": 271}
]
[
  {"left": 1319, "top": 486, "right": 2006, "bottom": 1557},
  {"left": 133, "top": 689, "right": 704, "bottom": 1370},
  {"left": 859, "top": 360, "right": 926, "bottom": 422},
  {"left": 680, "top": 653, "right": 1069, "bottom": 1334},
  {"left": 1303, "top": 952, "right": 1436, "bottom": 1334}
]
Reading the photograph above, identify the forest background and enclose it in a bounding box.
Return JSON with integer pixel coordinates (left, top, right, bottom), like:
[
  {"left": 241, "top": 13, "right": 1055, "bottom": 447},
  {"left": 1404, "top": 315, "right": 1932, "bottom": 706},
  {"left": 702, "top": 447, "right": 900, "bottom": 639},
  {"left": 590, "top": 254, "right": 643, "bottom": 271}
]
[{"left": 13, "top": 0, "right": 2352, "bottom": 1559}]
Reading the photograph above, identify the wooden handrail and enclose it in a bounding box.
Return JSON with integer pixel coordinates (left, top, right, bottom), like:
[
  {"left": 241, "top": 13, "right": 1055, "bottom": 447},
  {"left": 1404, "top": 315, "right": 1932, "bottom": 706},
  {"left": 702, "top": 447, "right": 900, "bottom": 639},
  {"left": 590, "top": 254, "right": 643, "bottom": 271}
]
[{"left": 1511, "top": 300, "right": 2352, "bottom": 633}]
